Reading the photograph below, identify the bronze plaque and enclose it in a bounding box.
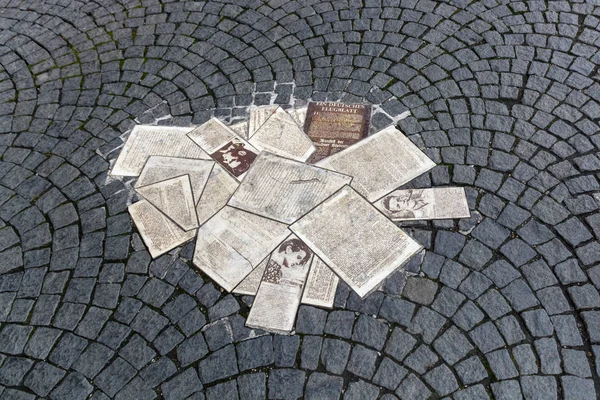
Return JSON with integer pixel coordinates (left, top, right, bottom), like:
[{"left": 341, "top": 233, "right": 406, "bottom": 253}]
[
  {"left": 304, "top": 102, "right": 372, "bottom": 163},
  {"left": 211, "top": 140, "right": 258, "bottom": 178}
]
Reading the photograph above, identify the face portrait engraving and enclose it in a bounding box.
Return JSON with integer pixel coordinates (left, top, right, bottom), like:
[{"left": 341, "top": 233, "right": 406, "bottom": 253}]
[
  {"left": 381, "top": 190, "right": 429, "bottom": 219},
  {"left": 211, "top": 141, "right": 257, "bottom": 177},
  {"left": 263, "top": 238, "right": 312, "bottom": 284}
]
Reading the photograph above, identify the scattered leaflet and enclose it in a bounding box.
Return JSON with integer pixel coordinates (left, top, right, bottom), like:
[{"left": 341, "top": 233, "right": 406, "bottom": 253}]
[
  {"left": 316, "top": 126, "right": 435, "bottom": 202},
  {"left": 129, "top": 200, "right": 196, "bottom": 258},
  {"left": 136, "top": 175, "right": 199, "bottom": 231},
  {"left": 373, "top": 187, "right": 470, "bottom": 221},
  {"left": 233, "top": 254, "right": 339, "bottom": 310},
  {"left": 248, "top": 105, "right": 278, "bottom": 139},
  {"left": 304, "top": 102, "right": 372, "bottom": 163},
  {"left": 246, "top": 234, "right": 313, "bottom": 334},
  {"left": 290, "top": 185, "right": 423, "bottom": 298},
  {"left": 249, "top": 107, "right": 315, "bottom": 162},
  {"left": 228, "top": 152, "right": 352, "bottom": 224},
  {"left": 232, "top": 258, "right": 268, "bottom": 296},
  {"left": 287, "top": 106, "right": 307, "bottom": 128},
  {"left": 111, "top": 125, "right": 209, "bottom": 176},
  {"left": 192, "top": 206, "right": 290, "bottom": 292},
  {"left": 135, "top": 156, "right": 214, "bottom": 204},
  {"left": 229, "top": 120, "right": 249, "bottom": 139},
  {"left": 301, "top": 257, "right": 339, "bottom": 309},
  {"left": 195, "top": 164, "right": 239, "bottom": 226},
  {"left": 188, "top": 118, "right": 259, "bottom": 180}
]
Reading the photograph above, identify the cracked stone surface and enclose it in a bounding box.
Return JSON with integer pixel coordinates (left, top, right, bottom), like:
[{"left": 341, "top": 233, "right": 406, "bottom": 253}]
[{"left": 0, "top": 0, "right": 600, "bottom": 399}]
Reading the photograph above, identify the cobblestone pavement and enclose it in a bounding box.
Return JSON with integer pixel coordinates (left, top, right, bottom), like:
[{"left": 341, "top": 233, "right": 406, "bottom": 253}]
[{"left": 0, "top": 0, "right": 599, "bottom": 399}]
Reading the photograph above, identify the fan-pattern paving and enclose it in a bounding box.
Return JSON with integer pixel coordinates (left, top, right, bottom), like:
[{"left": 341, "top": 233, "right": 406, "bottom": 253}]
[{"left": 0, "top": 0, "right": 599, "bottom": 399}]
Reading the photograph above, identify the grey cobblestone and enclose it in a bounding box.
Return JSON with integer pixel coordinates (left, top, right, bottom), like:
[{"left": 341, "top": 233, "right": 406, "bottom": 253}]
[{"left": 0, "top": 1, "right": 597, "bottom": 398}]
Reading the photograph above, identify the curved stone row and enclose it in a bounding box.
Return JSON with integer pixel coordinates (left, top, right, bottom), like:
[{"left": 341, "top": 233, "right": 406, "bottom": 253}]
[{"left": 0, "top": 0, "right": 599, "bottom": 399}]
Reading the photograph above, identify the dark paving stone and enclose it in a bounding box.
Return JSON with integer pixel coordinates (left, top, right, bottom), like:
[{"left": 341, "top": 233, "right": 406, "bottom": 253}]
[
  {"left": 23, "top": 361, "right": 66, "bottom": 397},
  {"left": 198, "top": 344, "right": 239, "bottom": 384},
  {"left": 237, "top": 372, "right": 266, "bottom": 400},
  {"left": 273, "top": 335, "right": 300, "bottom": 368},
  {"left": 352, "top": 314, "right": 389, "bottom": 350},
  {"left": 50, "top": 372, "right": 94, "bottom": 400},
  {"left": 0, "top": 324, "right": 33, "bottom": 355},
  {"left": 72, "top": 343, "right": 115, "bottom": 379},
  {"left": 305, "top": 372, "right": 343, "bottom": 400},
  {"left": 130, "top": 306, "right": 169, "bottom": 341},
  {"left": 161, "top": 367, "right": 203, "bottom": 400},
  {"left": 0, "top": 357, "right": 34, "bottom": 386},
  {"left": 93, "top": 358, "right": 136, "bottom": 397},
  {"left": 347, "top": 344, "right": 378, "bottom": 379},
  {"left": 267, "top": 369, "right": 305, "bottom": 400},
  {"left": 237, "top": 335, "right": 273, "bottom": 372}
]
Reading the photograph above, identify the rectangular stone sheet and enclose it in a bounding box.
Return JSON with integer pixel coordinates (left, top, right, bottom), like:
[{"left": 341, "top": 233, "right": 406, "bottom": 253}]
[
  {"left": 195, "top": 164, "right": 239, "bottom": 226},
  {"left": 135, "top": 156, "right": 214, "bottom": 204},
  {"left": 192, "top": 206, "right": 290, "bottom": 292},
  {"left": 229, "top": 120, "right": 249, "bottom": 139},
  {"left": 129, "top": 200, "right": 196, "bottom": 258},
  {"left": 228, "top": 152, "right": 352, "bottom": 224},
  {"left": 246, "top": 234, "right": 313, "bottom": 334},
  {"left": 301, "top": 256, "right": 339, "bottom": 309},
  {"left": 316, "top": 126, "right": 436, "bottom": 202},
  {"left": 287, "top": 106, "right": 307, "bottom": 128},
  {"left": 232, "top": 258, "right": 268, "bottom": 296},
  {"left": 136, "top": 175, "right": 198, "bottom": 231},
  {"left": 248, "top": 105, "right": 278, "bottom": 139},
  {"left": 187, "top": 118, "right": 259, "bottom": 180},
  {"left": 290, "top": 185, "right": 423, "bottom": 299},
  {"left": 304, "top": 102, "right": 372, "bottom": 163},
  {"left": 373, "top": 187, "right": 471, "bottom": 221},
  {"left": 249, "top": 107, "right": 315, "bottom": 162},
  {"left": 111, "top": 125, "right": 209, "bottom": 176}
]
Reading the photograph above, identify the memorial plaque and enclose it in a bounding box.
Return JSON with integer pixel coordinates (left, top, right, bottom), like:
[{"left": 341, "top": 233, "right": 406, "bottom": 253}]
[
  {"left": 249, "top": 107, "right": 315, "bottom": 162},
  {"left": 136, "top": 175, "right": 199, "bottom": 231},
  {"left": 192, "top": 206, "right": 290, "bottom": 292},
  {"left": 316, "top": 126, "right": 436, "bottom": 202},
  {"left": 246, "top": 234, "right": 313, "bottom": 334},
  {"left": 195, "top": 164, "right": 239, "bottom": 226},
  {"left": 129, "top": 200, "right": 196, "bottom": 258},
  {"left": 374, "top": 187, "right": 470, "bottom": 221},
  {"left": 248, "top": 105, "right": 278, "bottom": 139},
  {"left": 232, "top": 258, "right": 268, "bottom": 296},
  {"left": 304, "top": 102, "right": 372, "bottom": 163},
  {"left": 290, "top": 185, "right": 423, "bottom": 299},
  {"left": 135, "top": 156, "right": 214, "bottom": 204},
  {"left": 187, "top": 118, "right": 259, "bottom": 180},
  {"left": 111, "top": 125, "right": 210, "bottom": 176},
  {"left": 228, "top": 152, "right": 352, "bottom": 224},
  {"left": 301, "top": 256, "right": 339, "bottom": 309}
]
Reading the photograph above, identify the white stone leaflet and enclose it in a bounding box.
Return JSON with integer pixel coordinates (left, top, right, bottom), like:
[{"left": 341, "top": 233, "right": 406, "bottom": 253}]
[
  {"left": 228, "top": 152, "right": 352, "bottom": 224},
  {"left": 248, "top": 105, "right": 278, "bottom": 139},
  {"left": 187, "top": 118, "right": 259, "bottom": 180},
  {"left": 129, "top": 200, "right": 196, "bottom": 258},
  {"left": 136, "top": 175, "right": 199, "bottom": 231},
  {"left": 373, "top": 187, "right": 470, "bottom": 221},
  {"left": 316, "top": 125, "right": 435, "bottom": 202},
  {"left": 249, "top": 107, "right": 315, "bottom": 162},
  {"left": 232, "top": 258, "right": 268, "bottom": 296},
  {"left": 195, "top": 164, "right": 239, "bottom": 227},
  {"left": 301, "top": 256, "right": 339, "bottom": 309},
  {"left": 192, "top": 206, "right": 290, "bottom": 292},
  {"left": 246, "top": 234, "right": 313, "bottom": 334},
  {"left": 290, "top": 185, "right": 423, "bottom": 299},
  {"left": 135, "top": 156, "right": 214, "bottom": 204},
  {"left": 111, "top": 125, "right": 210, "bottom": 176}
]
